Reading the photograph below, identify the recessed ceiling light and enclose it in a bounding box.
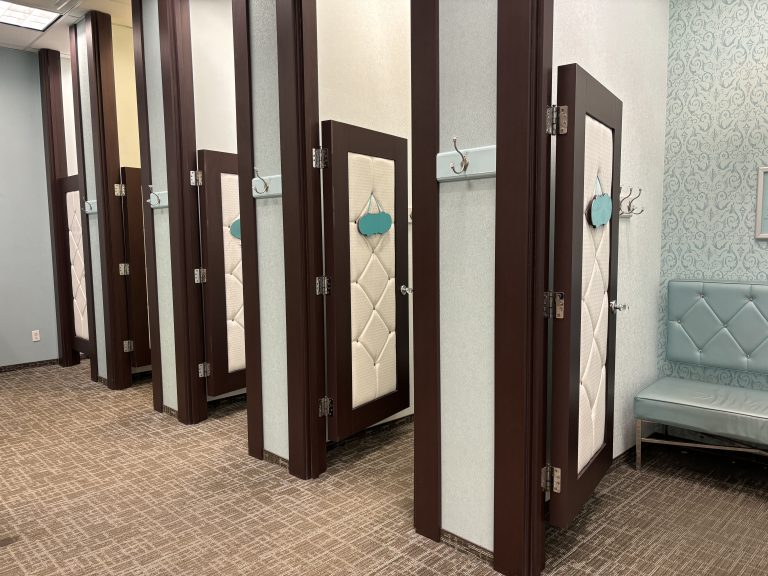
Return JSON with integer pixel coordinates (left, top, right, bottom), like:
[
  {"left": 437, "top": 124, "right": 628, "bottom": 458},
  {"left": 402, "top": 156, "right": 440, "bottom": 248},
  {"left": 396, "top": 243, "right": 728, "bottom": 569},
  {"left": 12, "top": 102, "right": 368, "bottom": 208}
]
[{"left": 0, "top": 1, "right": 60, "bottom": 32}]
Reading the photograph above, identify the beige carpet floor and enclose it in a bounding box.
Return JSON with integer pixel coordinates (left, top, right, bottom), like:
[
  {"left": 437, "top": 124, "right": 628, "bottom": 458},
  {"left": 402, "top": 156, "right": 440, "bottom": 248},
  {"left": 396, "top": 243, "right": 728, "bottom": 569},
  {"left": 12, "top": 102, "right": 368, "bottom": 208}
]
[{"left": 1, "top": 361, "right": 767, "bottom": 575}]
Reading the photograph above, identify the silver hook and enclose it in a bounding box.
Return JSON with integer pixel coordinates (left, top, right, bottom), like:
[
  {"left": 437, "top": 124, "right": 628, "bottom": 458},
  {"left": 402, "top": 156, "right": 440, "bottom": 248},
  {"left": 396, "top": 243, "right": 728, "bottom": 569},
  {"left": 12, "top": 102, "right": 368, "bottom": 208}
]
[
  {"left": 449, "top": 136, "right": 469, "bottom": 175},
  {"left": 82, "top": 200, "right": 94, "bottom": 214},
  {"left": 144, "top": 185, "right": 161, "bottom": 207},
  {"left": 254, "top": 168, "right": 270, "bottom": 195},
  {"left": 627, "top": 188, "right": 644, "bottom": 215}
]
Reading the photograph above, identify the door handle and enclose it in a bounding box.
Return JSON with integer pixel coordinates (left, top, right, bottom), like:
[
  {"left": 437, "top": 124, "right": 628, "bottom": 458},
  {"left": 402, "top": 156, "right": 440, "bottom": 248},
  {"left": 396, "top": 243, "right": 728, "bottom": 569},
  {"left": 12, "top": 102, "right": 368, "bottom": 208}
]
[
  {"left": 400, "top": 285, "right": 413, "bottom": 296},
  {"left": 609, "top": 300, "right": 628, "bottom": 314}
]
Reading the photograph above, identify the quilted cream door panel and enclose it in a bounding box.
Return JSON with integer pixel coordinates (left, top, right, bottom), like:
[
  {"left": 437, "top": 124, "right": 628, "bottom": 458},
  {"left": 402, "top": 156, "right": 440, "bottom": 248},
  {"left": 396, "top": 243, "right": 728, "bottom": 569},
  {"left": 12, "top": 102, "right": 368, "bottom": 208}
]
[
  {"left": 577, "top": 117, "right": 612, "bottom": 472},
  {"left": 550, "top": 64, "right": 622, "bottom": 530},
  {"left": 197, "top": 150, "right": 246, "bottom": 397},
  {"left": 322, "top": 121, "right": 409, "bottom": 442},
  {"left": 349, "top": 153, "right": 397, "bottom": 408},
  {"left": 66, "top": 190, "right": 89, "bottom": 340}
]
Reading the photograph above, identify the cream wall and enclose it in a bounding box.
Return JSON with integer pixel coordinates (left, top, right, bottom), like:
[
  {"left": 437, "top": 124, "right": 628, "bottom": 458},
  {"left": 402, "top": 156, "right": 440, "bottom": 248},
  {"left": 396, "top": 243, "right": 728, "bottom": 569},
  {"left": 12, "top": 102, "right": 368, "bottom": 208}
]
[
  {"left": 552, "top": 0, "right": 670, "bottom": 456},
  {"left": 112, "top": 24, "right": 141, "bottom": 169}
]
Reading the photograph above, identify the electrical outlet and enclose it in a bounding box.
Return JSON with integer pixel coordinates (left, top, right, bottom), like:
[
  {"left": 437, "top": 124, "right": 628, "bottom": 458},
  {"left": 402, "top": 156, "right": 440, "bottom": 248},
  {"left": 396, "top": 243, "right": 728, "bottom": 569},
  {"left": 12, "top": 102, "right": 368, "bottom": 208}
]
[{"left": 31, "top": 330, "right": 40, "bottom": 342}]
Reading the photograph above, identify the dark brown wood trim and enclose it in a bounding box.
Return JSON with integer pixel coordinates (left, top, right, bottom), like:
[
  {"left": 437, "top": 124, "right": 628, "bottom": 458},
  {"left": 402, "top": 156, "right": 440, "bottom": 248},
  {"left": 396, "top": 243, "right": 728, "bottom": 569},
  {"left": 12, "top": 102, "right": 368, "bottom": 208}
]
[
  {"left": 196, "top": 149, "right": 245, "bottom": 396},
  {"left": 85, "top": 11, "right": 133, "bottom": 390},
  {"left": 411, "top": 0, "right": 441, "bottom": 542},
  {"left": 158, "top": 0, "right": 207, "bottom": 424},
  {"left": 0, "top": 359, "right": 59, "bottom": 374},
  {"left": 121, "top": 166, "right": 151, "bottom": 369},
  {"left": 277, "top": 0, "right": 325, "bottom": 479},
  {"left": 39, "top": 48, "right": 80, "bottom": 368},
  {"left": 232, "top": 0, "right": 264, "bottom": 458},
  {"left": 69, "top": 24, "right": 99, "bottom": 382},
  {"left": 493, "top": 0, "right": 552, "bottom": 574},
  {"left": 132, "top": 0, "right": 164, "bottom": 412}
]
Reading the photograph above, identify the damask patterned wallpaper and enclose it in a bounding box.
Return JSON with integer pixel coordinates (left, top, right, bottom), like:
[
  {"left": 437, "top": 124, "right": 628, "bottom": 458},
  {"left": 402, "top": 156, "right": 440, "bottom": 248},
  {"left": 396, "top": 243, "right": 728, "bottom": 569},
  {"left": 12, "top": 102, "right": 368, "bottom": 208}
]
[{"left": 659, "top": 0, "right": 768, "bottom": 388}]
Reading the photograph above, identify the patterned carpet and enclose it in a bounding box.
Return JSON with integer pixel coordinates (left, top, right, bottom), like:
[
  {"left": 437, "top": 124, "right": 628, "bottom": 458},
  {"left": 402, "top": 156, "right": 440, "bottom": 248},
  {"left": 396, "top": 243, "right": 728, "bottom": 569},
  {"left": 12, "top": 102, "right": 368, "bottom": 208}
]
[{"left": 1, "top": 362, "right": 767, "bottom": 575}]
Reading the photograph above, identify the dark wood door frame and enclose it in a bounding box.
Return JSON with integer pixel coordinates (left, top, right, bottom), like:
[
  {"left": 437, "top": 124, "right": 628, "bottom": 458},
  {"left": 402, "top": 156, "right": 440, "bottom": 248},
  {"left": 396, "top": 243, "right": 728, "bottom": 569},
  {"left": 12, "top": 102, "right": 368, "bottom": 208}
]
[
  {"left": 411, "top": 0, "right": 440, "bottom": 542},
  {"left": 494, "top": 1, "right": 553, "bottom": 574},
  {"left": 276, "top": 0, "right": 326, "bottom": 479},
  {"left": 232, "top": 0, "right": 264, "bottom": 457},
  {"left": 132, "top": 0, "right": 164, "bottom": 412},
  {"left": 121, "top": 166, "right": 152, "bottom": 369},
  {"left": 157, "top": 0, "right": 208, "bottom": 424},
  {"left": 69, "top": 28, "right": 100, "bottom": 383},
  {"left": 39, "top": 48, "right": 82, "bottom": 368},
  {"left": 81, "top": 11, "right": 133, "bottom": 390}
]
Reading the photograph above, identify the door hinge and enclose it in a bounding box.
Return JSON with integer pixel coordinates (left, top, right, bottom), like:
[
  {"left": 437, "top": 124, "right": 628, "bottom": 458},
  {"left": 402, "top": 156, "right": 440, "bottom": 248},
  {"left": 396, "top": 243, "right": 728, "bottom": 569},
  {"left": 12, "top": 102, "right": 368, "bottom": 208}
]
[
  {"left": 319, "top": 396, "right": 334, "bottom": 417},
  {"left": 118, "top": 263, "right": 130, "bottom": 276},
  {"left": 194, "top": 268, "right": 207, "bottom": 284},
  {"left": 198, "top": 362, "right": 211, "bottom": 378},
  {"left": 546, "top": 105, "right": 568, "bottom": 135},
  {"left": 312, "top": 147, "right": 329, "bottom": 169},
  {"left": 123, "top": 340, "right": 134, "bottom": 353},
  {"left": 190, "top": 170, "right": 203, "bottom": 186},
  {"left": 541, "top": 465, "right": 561, "bottom": 493},
  {"left": 544, "top": 291, "right": 565, "bottom": 319},
  {"left": 315, "top": 275, "right": 331, "bottom": 296},
  {"left": 114, "top": 183, "right": 126, "bottom": 197}
]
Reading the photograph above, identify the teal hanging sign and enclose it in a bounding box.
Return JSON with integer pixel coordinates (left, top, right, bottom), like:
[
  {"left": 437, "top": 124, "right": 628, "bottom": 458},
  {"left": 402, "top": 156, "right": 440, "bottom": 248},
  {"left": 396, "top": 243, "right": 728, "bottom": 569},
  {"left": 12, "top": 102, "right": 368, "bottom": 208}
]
[
  {"left": 229, "top": 218, "right": 242, "bottom": 240},
  {"left": 357, "top": 193, "right": 392, "bottom": 237},
  {"left": 586, "top": 176, "right": 612, "bottom": 228}
]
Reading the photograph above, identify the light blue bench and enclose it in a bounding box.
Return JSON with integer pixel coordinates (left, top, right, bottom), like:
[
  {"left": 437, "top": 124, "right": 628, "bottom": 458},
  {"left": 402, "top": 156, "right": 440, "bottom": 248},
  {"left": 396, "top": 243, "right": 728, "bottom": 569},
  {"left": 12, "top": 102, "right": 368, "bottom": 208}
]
[{"left": 634, "top": 281, "right": 768, "bottom": 468}]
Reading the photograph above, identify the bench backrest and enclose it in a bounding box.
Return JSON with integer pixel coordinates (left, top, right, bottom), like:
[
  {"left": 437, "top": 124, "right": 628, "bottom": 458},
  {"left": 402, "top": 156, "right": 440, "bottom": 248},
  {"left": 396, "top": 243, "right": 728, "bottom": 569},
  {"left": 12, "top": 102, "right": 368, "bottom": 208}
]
[{"left": 667, "top": 281, "right": 768, "bottom": 373}]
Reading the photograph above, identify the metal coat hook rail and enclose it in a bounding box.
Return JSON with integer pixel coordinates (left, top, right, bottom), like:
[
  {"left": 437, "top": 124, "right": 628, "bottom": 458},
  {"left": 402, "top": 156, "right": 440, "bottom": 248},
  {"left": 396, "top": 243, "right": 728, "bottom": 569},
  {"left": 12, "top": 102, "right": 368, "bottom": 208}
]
[
  {"left": 619, "top": 186, "right": 644, "bottom": 218},
  {"left": 252, "top": 171, "right": 283, "bottom": 199}
]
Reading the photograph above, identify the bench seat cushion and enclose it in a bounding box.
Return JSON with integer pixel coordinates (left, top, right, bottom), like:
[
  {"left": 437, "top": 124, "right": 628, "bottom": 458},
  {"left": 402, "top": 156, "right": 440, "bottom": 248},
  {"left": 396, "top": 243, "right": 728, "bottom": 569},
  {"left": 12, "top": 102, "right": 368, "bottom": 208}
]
[{"left": 635, "top": 377, "right": 768, "bottom": 446}]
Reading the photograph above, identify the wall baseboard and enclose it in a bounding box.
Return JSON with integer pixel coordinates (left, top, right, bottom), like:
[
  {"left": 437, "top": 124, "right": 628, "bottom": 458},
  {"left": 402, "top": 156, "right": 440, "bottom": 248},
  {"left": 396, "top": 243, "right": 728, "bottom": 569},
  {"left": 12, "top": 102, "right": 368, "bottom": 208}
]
[
  {"left": 263, "top": 450, "right": 289, "bottom": 469},
  {"left": 162, "top": 405, "right": 178, "bottom": 418},
  {"left": 0, "top": 359, "right": 58, "bottom": 374},
  {"left": 440, "top": 529, "right": 494, "bottom": 566}
]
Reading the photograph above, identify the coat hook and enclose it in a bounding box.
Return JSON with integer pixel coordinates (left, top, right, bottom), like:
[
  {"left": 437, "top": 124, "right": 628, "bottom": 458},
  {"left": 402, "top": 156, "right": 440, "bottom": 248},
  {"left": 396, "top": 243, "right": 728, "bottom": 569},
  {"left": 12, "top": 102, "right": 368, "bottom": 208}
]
[
  {"left": 253, "top": 168, "right": 270, "bottom": 195},
  {"left": 449, "top": 136, "right": 469, "bottom": 175},
  {"left": 627, "top": 188, "right": 644, "bottom": 215}
]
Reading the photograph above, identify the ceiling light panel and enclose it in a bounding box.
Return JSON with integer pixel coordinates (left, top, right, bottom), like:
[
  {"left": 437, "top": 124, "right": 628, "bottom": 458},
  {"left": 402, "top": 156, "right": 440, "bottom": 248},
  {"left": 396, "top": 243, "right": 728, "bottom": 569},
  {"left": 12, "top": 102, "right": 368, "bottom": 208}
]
[{"left": 0, "top": 1, "right": 60, "bottom": 31}]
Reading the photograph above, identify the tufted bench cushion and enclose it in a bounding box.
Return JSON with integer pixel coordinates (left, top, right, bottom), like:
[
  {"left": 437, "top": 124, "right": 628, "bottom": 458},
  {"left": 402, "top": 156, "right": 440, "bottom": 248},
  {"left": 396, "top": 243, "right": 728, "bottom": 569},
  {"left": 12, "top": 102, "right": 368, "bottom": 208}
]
[{"left": 635, "top": 377, "right": 768, "bottom": 446}]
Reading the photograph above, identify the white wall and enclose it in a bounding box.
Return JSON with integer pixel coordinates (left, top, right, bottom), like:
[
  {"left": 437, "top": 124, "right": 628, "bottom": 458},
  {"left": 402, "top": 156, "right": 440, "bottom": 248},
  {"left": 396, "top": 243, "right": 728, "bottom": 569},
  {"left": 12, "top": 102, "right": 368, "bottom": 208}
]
[
  {"left": 316, "top": 0, "right": 414, "bottom": 427},
  {"left": 112, "top": 24, "right": 141, "bottom": 168},
  {"left": 0, "top": 47, "right": 58, "bottom": 368},
  {"left": 189, "top": 0, "right": 237, "bottom": 155},
  {"left": 60, "top": 56, "right": 78, "bottom": 178},
  {"left": 438, "top": 0, "right": 497, "bottom": 553},
  {"left": 552, "top": 0, "right": 670, "bottom": 456},
  {"left": 250, "top": 0, "right": 290, "bottom": 459}
]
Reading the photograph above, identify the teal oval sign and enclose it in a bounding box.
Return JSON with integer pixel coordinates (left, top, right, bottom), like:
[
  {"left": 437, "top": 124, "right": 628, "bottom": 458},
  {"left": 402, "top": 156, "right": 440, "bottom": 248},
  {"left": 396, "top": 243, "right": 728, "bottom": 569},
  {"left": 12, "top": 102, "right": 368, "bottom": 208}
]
[
  {"left": 230, "top": 218, "right": 242, "bottom": 240},
  {"left": 358, "top": 211, "right": 392, "bottom": 237},
  {"left": 587, "top": 176, "right": 612, "bottom": 228}
]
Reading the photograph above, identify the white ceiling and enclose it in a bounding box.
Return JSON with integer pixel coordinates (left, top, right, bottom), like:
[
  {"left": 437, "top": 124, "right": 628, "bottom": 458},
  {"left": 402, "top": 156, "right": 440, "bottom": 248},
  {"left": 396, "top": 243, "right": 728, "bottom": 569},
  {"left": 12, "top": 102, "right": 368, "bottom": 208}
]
[{"left": 0, "top": 0, "right": 131, "bottom": 56}]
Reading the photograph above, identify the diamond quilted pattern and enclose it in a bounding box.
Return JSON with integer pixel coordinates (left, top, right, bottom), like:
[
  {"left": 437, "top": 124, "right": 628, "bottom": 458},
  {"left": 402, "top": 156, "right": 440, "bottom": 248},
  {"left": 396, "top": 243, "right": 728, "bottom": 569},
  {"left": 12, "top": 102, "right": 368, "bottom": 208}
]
[
  {"left": 66, "top": 191, "right": 88, "bottom": 340},
  {"left": 577, "top": 117, "right": 613, "bottom": 473},
  {"left": 348, "top": 153, "right": 397, "bottom": 408},
  {"left": 220, "top": 173, "right": 245, "bottom": 373},
  {"left": 667, "top": 282, "right": 768, "bottom": 372}
]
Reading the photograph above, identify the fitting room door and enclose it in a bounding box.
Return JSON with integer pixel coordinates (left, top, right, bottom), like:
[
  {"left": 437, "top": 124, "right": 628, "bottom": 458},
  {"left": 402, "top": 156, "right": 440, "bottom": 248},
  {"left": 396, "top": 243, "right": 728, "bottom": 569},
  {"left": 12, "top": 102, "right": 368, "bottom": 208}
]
[
  {"left": 549, "top": 64, "right": 623, "bottom": 529},
  {"left": 121, "top": 167, "right": 151, "bottom": 369},
  {"left": 321, "top": 121, "right": 410, "bottom": 442},
  {"left": 196, "top": 150, "right": 246, "bottom": 397}
]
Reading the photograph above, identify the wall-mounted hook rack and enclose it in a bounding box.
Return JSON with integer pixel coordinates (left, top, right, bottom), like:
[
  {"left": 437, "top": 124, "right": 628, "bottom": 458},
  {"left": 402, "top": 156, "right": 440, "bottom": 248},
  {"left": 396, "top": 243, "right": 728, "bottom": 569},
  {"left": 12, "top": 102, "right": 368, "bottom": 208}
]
[
  {"left": 83, "top": 199, "right": 97, "bottom": 214},
  {"left": 436, "top": 143, "right": 496, "bottom": 183},
  {"left": 619, "top": 186, "right": 644, "bottom": 218},
  {"left": 252, "top": 173, "right": 283, "bottom": 199},
  {"left": 145, "top": 185, "right": 169, "bottom": 209}
]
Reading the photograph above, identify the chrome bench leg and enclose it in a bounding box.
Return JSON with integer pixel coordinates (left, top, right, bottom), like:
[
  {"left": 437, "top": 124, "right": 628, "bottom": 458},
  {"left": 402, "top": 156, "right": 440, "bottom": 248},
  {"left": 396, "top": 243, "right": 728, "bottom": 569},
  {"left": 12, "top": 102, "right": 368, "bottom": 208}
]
[{"left": 636, "top": 419, "right": 642, "bottom": 470}]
